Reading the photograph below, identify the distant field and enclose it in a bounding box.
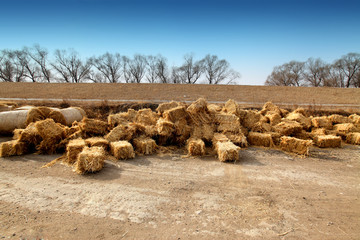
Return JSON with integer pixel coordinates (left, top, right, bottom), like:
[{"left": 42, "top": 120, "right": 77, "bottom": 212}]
[{"left": 1, "top": 82, "right": 360, "bottom": 110}]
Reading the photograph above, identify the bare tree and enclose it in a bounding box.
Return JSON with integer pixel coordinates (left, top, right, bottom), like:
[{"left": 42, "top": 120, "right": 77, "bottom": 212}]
[
  {"left": 26, "top": 44, "right": 51, "bottom": 82},
  {"left": 52, "top": 49, "right": 91, "bottom": 83},
  {"left": 15, "top": 48, "right": 42, "bottom": 82},
  {"left": 0, "top": 50, "right": 28, "bottom": 82},
  {"left": 303, "top": 58, "right": 329, "bottom": 87},
  {"left": 145, "top": 55, "right": 170, "bottom": 83},
  {"left": 175, "top": 54, "right": 204, "bottom": 84},
  {"left": 128, "top": 54, "right": 147, "bottom": 83},
  {"left": 333, "top": 53, "right": 360, "bottom": 88},
  {"left": 202, "top": 54, "right": 240, "bottom": 84},
  {"left": 0, "top": 50, "right": 14, "bottom": 82},
  {"left": 265, "top": 65, "right": 291, "bottom": 86},
  {"left": 90, "top": 52, "right": 122, "bottom": 83},
  {"left": 265, "top": 61, "right": 305, "bottom": 86}
]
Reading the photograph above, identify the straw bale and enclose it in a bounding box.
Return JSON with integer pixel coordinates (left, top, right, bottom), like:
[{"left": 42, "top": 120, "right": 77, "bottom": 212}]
[
  {"left": 108, "top": 109, "right": 137, "bottom": 128},
  {"left": 105, "top": 123, "right": 135, "bottom": 142},
  {"left": 247, "top": 132, "right": 274, "bottom": 147},
  {"left": 314, "top": 135, "right": 341, "bottom": 148},
  {"left": 110, "top": 141, "right": 135, "bottom": 160},
  {"left": 74, "top": 146, "right": 106, "bottom": 174},
  {"left": 280, "top": 108, "right": 289, "bottom": 118},
  {"left": 286, "top": 112, "right": 312, "bottom": 129},
  {"left": 293, "top": 130, "right": 312, "bottom": 140},
  {"left": 242, "top": 110, "right": 261, "bottom": 130},
  {"left": 280, "top": 136, "right": 312, "bottom": 155},
  {"left": 222, "top": 99, "right": 239, "bottom": 115},
  {"left": 0, "top": 140, "right": 28, "bottom": 157},
  {"left": 207, "top": 104, "right": 222, "bottom": 114},
  {"left": 156, "top": 101, "right": 180, "bottom": 114},
  {"left": 144, "top": 125, "right": 158, "bottom": 137},
  {"left": 224, "top": 132, "right": 248, "bottom": 147},
  {"left": 163, "top": 106, "right": 188, "bottom": 122},
  {"left": 135, "top": 108, "right": 159, "bottom": 126},
  {"left": 35, "top": 119, "right": 64, "bottom": 140},
  {"left": 13, "top": 129, "right": 24, "bottom": 140},
  {"left": 85, "top": 137, "right": 109, "bottom": 150},
  {"left": 64, "top": 125, "right": 81, "bottom": 138},
  {"left": 311, "top": 116, "right": 332, "bottom": 129},
  {"left": 212, "top": 133, "right": 229, "bottom": 147},
  {"left": 174, "top": 119, "right": 191, "bottom": 144},
  {"left": 133, "top": 137, "right": 157, "bottom": 155},
  {"left": 266, "top": 111, "right": 282, "bottom": 126},
  {"left": 293, "top": 108, "right": 307, "bottom": 116},
  {"left": 328, "top": 114, "right": 350, "bottom": 124},
  {"left": 349, "top": 114, "right": 360, "bottom": 127},
  {"left": 187, "top": 98, "right": 208, "bottom": 114},
  {"left": 251, "top": 121, "right": 272, "bottom": 133},
  {"left": 79, "top": 118, "right": 108, "bottom": 135},
  {"left": 273, "top": 119, "right": 303, "bottom": 136},
  {"left": 187, "top": 138, "right": 206, "bottom": 156},
  {"left": 65, "top": 139, "right": 86, "bottom": 165},
  {"left": 156, "top": 118, "right": 174, "bottom": 136},
  {"left": 216, "top": 141, "right": 240, "bottom": 162},
  {"left": 25, "top": 107, "right": 46, "bottom": 125},
  {"left": 18, "top": 122, "right": 42, "bottom": 146},
  {"left": 48, "top": 110, "right": 67, "bottom": 125},
  {"left": 215, "top": 113, "right": 241, "bottom": 133},
  {"left": 334, "top": 123, "right": 358, "bottom": 134},
  {"left": 0, "top": 110, "right": 29, "bottom": 134},
  {"left": 346, "top": 132, "right": 360, "bottom": 145},
  {"left": 59, "top": 107, "right": 86, "bottom": 126},
  {"left": 260, "top": 101, "right": 281, "bottom": 116}
]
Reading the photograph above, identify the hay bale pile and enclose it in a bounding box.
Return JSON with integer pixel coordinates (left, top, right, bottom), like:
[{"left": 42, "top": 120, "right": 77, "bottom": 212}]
[{"left": 1, "top": 99, "right": 360, "bottom": 175}]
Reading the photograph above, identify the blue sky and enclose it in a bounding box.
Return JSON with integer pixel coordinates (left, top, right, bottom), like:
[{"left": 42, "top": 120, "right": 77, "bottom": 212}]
[{"left": 1, "top": 0, "right": 359, "bottom": 85}]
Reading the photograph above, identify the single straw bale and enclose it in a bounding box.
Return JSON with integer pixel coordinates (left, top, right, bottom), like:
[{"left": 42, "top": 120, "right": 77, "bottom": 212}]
[
  {"left": 156, "top": 101, "right": 180, "bottom": 114},
  {"left": 314, "top": 135, "right": 342, "bottom": 148},
  {"left": 187, "top": 138, "right": 206, "bottom": 156},
  {"left": 328, "top": 114, "right": 350, "bottom": 124},
  {"left": 133, "top": 137, "right": 157, "bottom": 155},
  {"left": 311, "top": 116, "right": 332, "bottom": 129},
  {"left": 25, "top": 107, "right": 46, "bottom": 125},
  {"left": 216, "top": 141, "right": 240, "bottom": 162},
  {"left": 74, "top": 146, "right": 106, "bottom": 174},
  {"left": 334, "top": 123, "right": 358, "bottom": 134},
  {"left": 214, "top": 113, "right": 241, "bottom": 133},
  {"left": 59, "top": 107, "right": 86, "bottom": 126},
  {"left": 85, "top": 137, "right": 109, "bottom": 150},
  {"left": 293, "top": 130, "right": 313, "bottom": 140},
  {"left": 187, "top": 98, "right": 208, "bottom": 114},
  {"left": 174, "top": 118, "right": 191, "bottom": 136},
  {"left": 311, "top": 128, "right": 326, "bottom": 137},
  {"left": 222, "top": 99, "right": 239, "bottom": 115},
  {"left": 163, "top": 106, "right": 188, "bottom": 122},
  {"left": 48, "top": 110, "right": 67, "bottom": 125},
  {"left": 273, "top": 119, "right": 303, "bottom": 136},
  {"left": 280, "top": 136, "right": 312, "bottom": 156},
  {"left": 266, "top": 111, "right": 282, "bottom": 126},
  {"left": 0, "top": 110, "right": 30, "bottom": 134},
  {"left": 108, "top": 109, "right": 137, "bottom": 128},
  {"left": 346, "top": 132, "right": 360, "bottom": 145},
  {"left": 66, "top": 139, "right": 86, "bottom": 165},
  {"left": 105, "top": 123, "right": 135, "bottom": 142},
  {"left": 207, "top": 104, "right": 222, "bottom": 114},
  {"left": 242, "top": 110, "right": 261, "bottom": 130},
  {"left": 191, "top": 124, "right": 214, "bottom": 143},
  {"left": 269, "top": 132, "right": 282, "bottom": 146},
  {"left": 135, "top": 108, "right": 159, "bottom": 126},
  {"left": 260, "top": 101, "right": 281, "bottom": 116},
  {"left": 0, "top": 140, "right": 28, "bottom": 157},
  {"left": 156, "top": 118, "right": 174, "bottom": 136},
  {"left": 18, "top": 122, "right": 42, "bottom": 148},
  {"left": 110, "top": 141, "right": 135, "bottom": 160},
  {"left": 247, "top": 132, "right": 274, "bottom": 147},
  {"left": 286, "top": 112, "right": 312, "bottom": 129},
  {"left": 35, "top": 119, "right": 65, "bottom": 154},
  {"left": 293, "top": 108, "right": 307, "bottom": 116},
  {"left": 79, "top": 118, "right": 108, "bottom": 135},
  {"left": 144, "top": 125, "right": 158, "bottom": 138},
  {"left": 349, "top": 114, "right": 360, "bottom": 127},
  {"left": 224, "top": 132, "right": 248, "bottom": 148}
]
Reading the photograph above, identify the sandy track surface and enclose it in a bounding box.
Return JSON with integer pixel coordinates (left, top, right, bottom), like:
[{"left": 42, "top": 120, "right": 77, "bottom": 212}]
[{"left": 1, "top": 135, "right": 359, "bottom": 239}]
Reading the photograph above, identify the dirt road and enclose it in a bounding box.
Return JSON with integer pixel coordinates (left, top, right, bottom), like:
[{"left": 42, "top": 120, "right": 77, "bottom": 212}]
[{"left": 0, "top": 135, "right": 359, "bottom": 239}]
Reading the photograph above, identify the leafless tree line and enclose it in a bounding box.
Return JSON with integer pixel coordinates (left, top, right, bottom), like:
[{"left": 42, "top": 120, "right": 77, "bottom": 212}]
[
  {"left": 265, "top": 53, "right": 360, "bottom": 88},
  {"left": 0, "top": 44, "right": 240, "bottom": 85}
]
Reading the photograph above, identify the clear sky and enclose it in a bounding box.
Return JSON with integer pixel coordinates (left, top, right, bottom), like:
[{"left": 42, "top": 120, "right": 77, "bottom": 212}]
[{"left": 1, "top": 0, "right": 359, "bottom": 85}]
